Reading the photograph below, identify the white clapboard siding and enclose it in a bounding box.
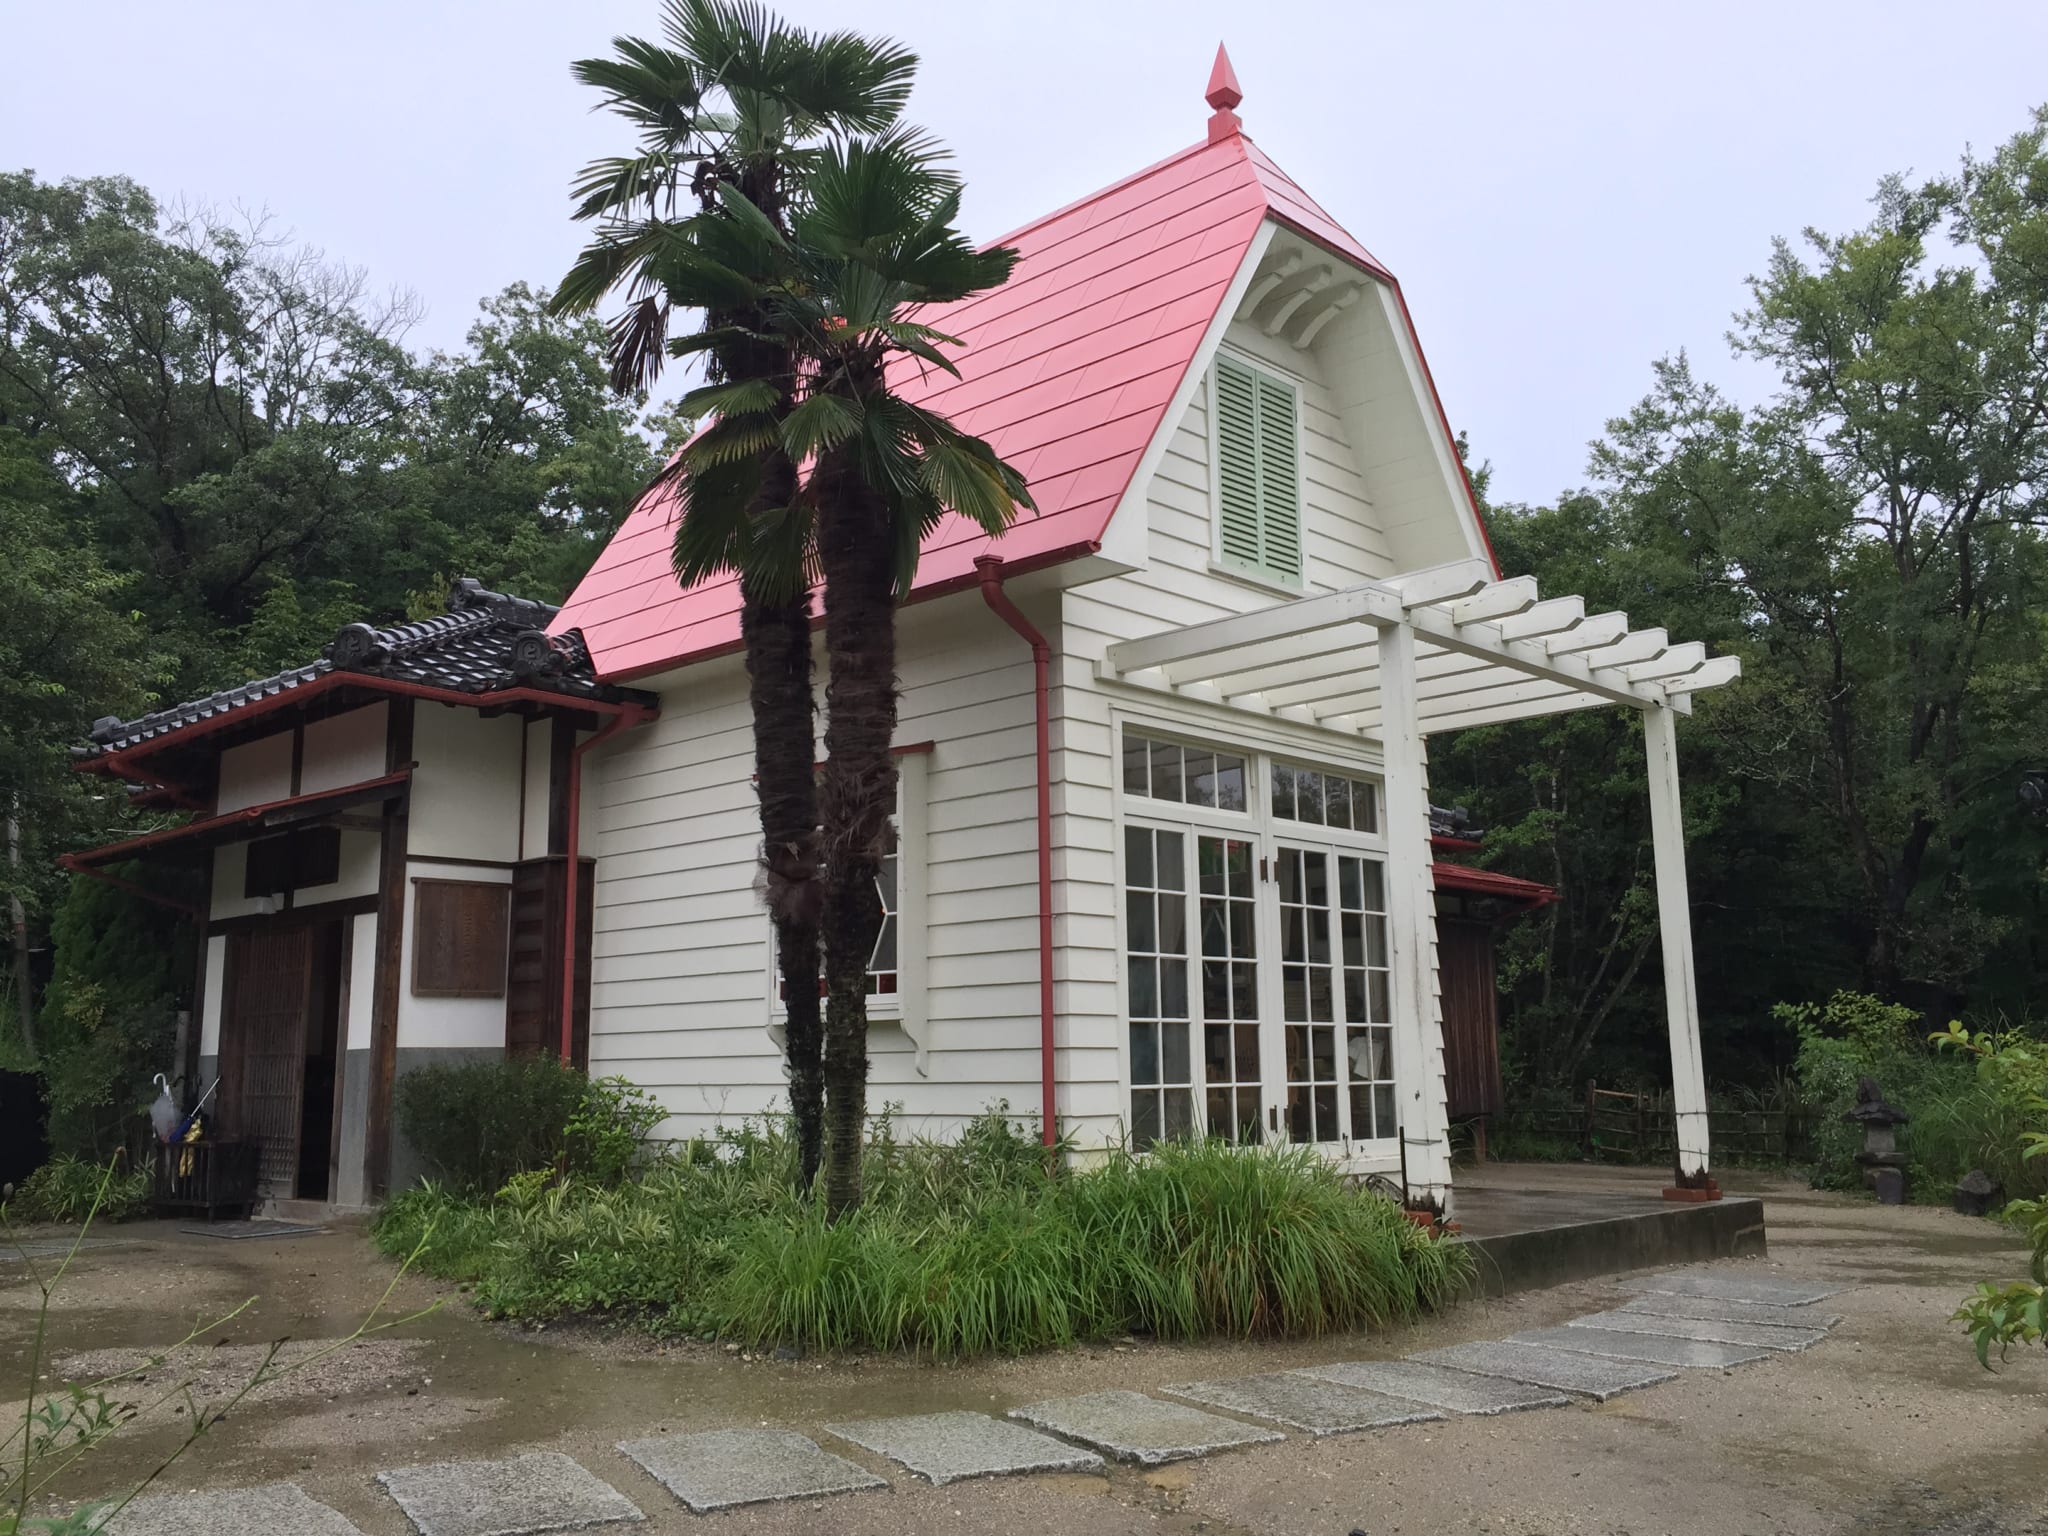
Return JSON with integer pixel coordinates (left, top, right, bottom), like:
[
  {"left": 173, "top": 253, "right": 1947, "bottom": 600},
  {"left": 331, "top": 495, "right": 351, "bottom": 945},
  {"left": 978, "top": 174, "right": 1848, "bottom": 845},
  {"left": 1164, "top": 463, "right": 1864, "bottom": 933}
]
[{"left": 582, "top": 610, "right": 1059, "bottom": 1143}]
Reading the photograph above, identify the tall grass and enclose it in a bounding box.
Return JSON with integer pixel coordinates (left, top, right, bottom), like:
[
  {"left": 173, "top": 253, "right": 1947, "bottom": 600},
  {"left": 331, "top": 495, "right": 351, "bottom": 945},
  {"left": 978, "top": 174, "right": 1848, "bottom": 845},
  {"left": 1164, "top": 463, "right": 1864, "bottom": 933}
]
[{"left": 375, "top": 1114, "right": 1470, "bottom": 1357}]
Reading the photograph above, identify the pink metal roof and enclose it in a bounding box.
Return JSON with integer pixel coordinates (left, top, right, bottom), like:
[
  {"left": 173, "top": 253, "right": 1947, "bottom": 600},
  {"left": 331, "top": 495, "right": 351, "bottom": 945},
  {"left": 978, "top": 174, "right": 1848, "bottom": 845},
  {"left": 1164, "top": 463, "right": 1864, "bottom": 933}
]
[{"left": 556, "top": 85, "right": 1475, "bottom": 681}]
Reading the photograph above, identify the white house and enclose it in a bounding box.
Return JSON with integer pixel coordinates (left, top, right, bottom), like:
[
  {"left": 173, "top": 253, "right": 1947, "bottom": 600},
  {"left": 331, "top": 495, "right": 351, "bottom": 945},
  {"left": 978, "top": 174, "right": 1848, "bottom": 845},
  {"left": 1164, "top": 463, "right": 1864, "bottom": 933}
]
[{"left": 73, "top": 53, "right": 1734, "bottom": 1213}]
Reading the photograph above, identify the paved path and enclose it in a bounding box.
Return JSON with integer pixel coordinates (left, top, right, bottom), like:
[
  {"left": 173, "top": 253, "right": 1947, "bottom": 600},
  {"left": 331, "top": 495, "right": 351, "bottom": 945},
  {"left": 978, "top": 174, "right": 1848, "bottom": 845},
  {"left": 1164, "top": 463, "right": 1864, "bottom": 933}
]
[{"left": 95, "top": 1268, "right": 1849, "bottom": 1534}]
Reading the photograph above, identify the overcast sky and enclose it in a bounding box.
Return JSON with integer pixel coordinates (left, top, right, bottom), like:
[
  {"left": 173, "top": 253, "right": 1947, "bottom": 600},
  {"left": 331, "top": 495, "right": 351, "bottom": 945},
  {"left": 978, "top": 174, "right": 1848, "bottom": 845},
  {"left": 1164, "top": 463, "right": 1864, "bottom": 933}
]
[{"left": 8, "top": 1, "right": 2046, "bottom": 504}]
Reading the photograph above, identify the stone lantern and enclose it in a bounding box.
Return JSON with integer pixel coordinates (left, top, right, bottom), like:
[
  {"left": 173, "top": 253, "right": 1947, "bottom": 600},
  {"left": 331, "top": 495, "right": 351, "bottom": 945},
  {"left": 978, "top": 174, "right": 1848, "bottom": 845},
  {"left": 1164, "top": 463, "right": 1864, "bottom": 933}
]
[{"left": 1844, "top": 1075, "right": 1909, "bottom": 1205}]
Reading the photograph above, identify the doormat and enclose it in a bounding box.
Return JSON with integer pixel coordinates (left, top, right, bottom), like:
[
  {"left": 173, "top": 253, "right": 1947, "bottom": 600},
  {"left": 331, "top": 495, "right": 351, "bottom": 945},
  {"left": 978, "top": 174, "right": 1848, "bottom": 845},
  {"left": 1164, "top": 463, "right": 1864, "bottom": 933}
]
[{"left": 179, "top": 1220, "right": 328, "bottom": 1240}]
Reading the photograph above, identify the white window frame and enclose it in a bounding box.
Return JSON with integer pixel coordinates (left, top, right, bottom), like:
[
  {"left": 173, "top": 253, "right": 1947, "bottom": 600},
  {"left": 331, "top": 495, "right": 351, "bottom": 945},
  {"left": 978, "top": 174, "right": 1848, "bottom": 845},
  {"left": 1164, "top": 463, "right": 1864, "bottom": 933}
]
[
  {"left": 1206, "top": 347, "right": 1308, "bottom": 593},
  {"left": 1111, "top": 713, "right": 1399, "bottom": 1168},
  {"left": 766, "top": 746, "right": 930, "bottom": 1068}
]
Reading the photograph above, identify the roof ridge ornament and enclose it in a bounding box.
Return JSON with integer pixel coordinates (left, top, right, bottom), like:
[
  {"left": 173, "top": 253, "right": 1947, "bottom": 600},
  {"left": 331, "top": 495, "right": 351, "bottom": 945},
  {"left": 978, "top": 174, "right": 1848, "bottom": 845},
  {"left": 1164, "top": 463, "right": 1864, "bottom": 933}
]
[{"left": 1206, "top": 43, "right": 1244, "bottom": 144}]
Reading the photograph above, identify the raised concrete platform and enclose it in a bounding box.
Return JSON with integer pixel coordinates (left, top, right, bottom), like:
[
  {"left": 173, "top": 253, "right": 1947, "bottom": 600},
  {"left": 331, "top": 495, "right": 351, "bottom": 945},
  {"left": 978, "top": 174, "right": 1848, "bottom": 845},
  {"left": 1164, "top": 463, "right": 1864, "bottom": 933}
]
[{"left": 1452, "top": 1165, "right": 1767, "bottom": 1296}]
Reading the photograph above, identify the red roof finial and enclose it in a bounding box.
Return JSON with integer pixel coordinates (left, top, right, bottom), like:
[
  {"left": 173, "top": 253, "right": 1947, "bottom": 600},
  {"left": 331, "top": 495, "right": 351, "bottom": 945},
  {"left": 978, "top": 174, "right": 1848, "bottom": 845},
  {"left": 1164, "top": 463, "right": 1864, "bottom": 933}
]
[{"left": 1206, "top": 44, "right": 1243, "bottom": 143}]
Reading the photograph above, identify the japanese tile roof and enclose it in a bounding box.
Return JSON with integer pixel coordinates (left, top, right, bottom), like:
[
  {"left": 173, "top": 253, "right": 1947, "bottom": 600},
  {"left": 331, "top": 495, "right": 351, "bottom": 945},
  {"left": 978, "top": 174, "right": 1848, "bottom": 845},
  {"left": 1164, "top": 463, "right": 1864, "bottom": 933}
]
[
  {"left": 78, "top": 579, "right": 645, "bottom": 760},
  {"left": 552, "top": 67, "right": 1474, "bottom": 682}
]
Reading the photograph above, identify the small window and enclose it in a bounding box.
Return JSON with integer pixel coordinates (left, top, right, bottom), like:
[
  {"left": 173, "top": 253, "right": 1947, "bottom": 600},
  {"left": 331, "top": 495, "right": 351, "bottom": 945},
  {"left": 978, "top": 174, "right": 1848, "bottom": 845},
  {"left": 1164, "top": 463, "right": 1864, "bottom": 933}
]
[
  {"left": 243, "top": 827, "right": 342, "bottom": 898},
  {"left": 1214, "top": 354, "right": 1302, "bottom": 584},
  {"left": 412, "top": 879, "right": 510, "bottom": 998},
  {"left": 1272, "top": 762, "right": 1379, "bottom": 833},
  {"left": 1122, "top": 732, "right": 1247, "bottom": 812}
]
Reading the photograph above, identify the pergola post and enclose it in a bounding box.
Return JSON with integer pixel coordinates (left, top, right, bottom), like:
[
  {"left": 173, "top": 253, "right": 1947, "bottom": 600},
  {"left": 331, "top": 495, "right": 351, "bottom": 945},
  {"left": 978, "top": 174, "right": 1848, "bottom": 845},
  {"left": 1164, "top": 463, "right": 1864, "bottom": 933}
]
[
  {"left": 1643, "top": 702, "right": 1712, "bottom": 1188},
  {"left": 1373, "top": 617, "right": 1455, "bottom": 1211}
]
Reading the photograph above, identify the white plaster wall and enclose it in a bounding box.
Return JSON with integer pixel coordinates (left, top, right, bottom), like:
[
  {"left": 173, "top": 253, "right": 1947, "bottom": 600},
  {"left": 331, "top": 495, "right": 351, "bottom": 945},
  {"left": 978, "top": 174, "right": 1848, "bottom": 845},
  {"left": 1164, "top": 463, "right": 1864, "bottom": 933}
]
[
  {"left": 199, "top": 934, "right": 227, "bottom": 1055},
  {"left": 407, "top": 706, "right": 525, "bottom": 863},
  {"left": 301, "top": 703, "right": 389, "bottom": 794},
  {"left": 520, "top": 718, "right": 552, "bottom": 858},
  {"left": 346, "top": 912, "right": 378, "bottom": 1052},
  {"left": 216, "top": 731, "right": 293, "bottom": 813},
  {"left": 395, "top": 861, "right": 514, "bottom": 1050}
]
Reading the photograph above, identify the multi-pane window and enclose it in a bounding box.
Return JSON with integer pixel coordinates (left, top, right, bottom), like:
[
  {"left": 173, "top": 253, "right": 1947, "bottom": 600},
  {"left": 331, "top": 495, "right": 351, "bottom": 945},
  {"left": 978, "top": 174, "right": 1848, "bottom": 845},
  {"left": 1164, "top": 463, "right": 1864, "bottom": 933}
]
[
  {"left": 1338, "top": 854, "right": 1397, "bottom": 1140},
  {"left": 1272, "top": 762, "right": 1379, "bottom": 832},
  {"left": 1125, "top": 825, "right": 1194, "bottom": 1149},
  {"left": 1198, "top": 836, "right": 1261, "bottom": 1144},
  {"left": 1215, "top": 354, "right": 1302, "bottom": 585},
  {"left": 1123, "top": 732, "right": 1248, "bottom": 812}
]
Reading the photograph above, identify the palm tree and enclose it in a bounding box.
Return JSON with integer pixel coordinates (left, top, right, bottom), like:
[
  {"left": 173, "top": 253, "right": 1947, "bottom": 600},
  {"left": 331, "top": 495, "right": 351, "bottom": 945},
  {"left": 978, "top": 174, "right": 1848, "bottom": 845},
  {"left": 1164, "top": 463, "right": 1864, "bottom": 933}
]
[
  {"left": 772, "top": 139, "right": 1035, "bottom": 1214},
  {"left": 549, "top": 0, "right": 916, "bottom": 1188}
]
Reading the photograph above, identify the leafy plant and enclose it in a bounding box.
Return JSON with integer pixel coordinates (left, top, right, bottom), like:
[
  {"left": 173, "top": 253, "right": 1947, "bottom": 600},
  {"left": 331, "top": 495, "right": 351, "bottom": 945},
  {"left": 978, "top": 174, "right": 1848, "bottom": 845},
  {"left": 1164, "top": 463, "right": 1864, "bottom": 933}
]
[
  {"left": 395, "top": 1056, "right": 668, "bottom": 1194},
  {"left": 564, "top": 1077, "right": 666, "bottom": 1186},
  {"left": 1931, "top": 1023, "right": 2047, "bottom": 1364},
  {"left": 373, "top": 1116, "right": 1471, "bottom": 1357},
  {"left": 5, "top": 1156, "right": 149, "bottom": 1224}
]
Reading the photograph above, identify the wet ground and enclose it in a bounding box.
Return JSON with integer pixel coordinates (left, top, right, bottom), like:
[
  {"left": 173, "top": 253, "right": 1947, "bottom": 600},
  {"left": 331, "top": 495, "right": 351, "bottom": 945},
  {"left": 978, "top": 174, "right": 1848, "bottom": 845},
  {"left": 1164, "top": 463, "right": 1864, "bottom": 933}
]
[{"left": 5, "top": 1169, "right": 2043, "bottom": 1534}]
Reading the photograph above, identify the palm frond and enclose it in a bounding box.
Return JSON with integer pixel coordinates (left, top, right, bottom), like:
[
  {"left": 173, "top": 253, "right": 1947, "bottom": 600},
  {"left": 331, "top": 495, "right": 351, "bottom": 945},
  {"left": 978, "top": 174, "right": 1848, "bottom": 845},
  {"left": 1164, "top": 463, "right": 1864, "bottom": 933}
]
[
  {"left": 675, "top": 377, "right": 784, "bottom": 420},
  {"left": 779, "top": 392, "right": 863, "bottom": 460},
  {"left": 605, "top": 296, "right": 672, "bottom": 395}
]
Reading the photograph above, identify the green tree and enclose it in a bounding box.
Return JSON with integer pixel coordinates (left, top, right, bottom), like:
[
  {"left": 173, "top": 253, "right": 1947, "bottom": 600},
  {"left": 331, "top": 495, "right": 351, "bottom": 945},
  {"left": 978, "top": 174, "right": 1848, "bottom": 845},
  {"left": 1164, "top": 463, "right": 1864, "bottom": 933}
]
[
  {"left": 0, "top": 424, "right": 165, "bottom": 1062},
  {"left": 550, "top": 0, "right": 918, "bottom": 1189},
  {"left": 787, "top": 138, "right": 1032, "bottom": 1214}
]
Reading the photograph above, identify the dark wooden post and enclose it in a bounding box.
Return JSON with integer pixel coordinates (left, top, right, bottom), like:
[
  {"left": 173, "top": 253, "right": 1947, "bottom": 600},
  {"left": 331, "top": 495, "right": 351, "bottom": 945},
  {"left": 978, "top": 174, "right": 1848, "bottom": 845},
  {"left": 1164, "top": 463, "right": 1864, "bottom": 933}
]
[
  {"left": 363, "top": 699, "right": 414, "bottom": 1199},
  {"left": 1582, "top": 1079, "right": 1597, "bottom": 1159}
]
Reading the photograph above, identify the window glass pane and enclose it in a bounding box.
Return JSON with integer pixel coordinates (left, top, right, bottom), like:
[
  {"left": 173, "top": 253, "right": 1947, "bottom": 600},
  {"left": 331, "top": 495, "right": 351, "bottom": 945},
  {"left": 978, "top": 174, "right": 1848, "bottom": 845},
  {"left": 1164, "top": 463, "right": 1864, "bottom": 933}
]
[
  {"left": 1298, "top": 770, "right": 1325, "bottom": 824},
  {"left": 1203, "top": 960, "right": 1230, "bottom": 1019},
  {"left": 1128, "top": 956, "right": 1157, "bottom": 1017},
  {"left": 1231, "top": 961, "right": 1258, "bottom": 1020},
  {"left": 1162, "top": 1021, "right": 1191, "bottom": 1083},
  {"left": 1373, "top": 1082, "right": 1396, "bottom": 1136},
  {"left": 1369, "top": 969, "right": 1391, "bottom": 1023},
  {"left": 1355, "top": 781, "right": 1379, "bottom": 832},
  {"left": 1349, "top": 1085, "right": 1373, "bottom": 1140},
  {"left": 1326, "top": 776, "right": 1351, "bottom": 830},
  {"left": 1271, "top": 762, "right": 1296, "bottom": 821},
  {"left": 1130, "top": 1022, "right": 1159, "bottom": 1085},
  {"left": 1125, "top": 825, "right": 1153, "bottom": 887},
  {"left": 1204, "top": 1024, "right": 1232, "bottom": 1079},
  {"left": 1149, "top": 738, "right": 1184, "bottom": 803},
  {"left": 1214, "top": 757, "right": 1246, "bottom": 812},
  {"left": 1164, "top": 1088, "right": 1196, "bottom": 1142},
  {"left": 1227, "top": 841, "right": 1253, "bottom": 898},
  {"left": 1126, "top": 890, "right": 1156, "bottom": 953},
  {"left": 1156, "top": 830, "right": 1185, "bottom": 892},
  {"left": 1123, "top": 734, "right": 1150, "bottom": 796},
  {"left": 1361, "top": 859, "right": 1386, "bottom": 911},
  {"left": 870, "top": 914, "right": 897, "bottom": 974},
  {"left": 1200, "top": 902, "right": 1228, "bottom": 958},
  {"left": 1132, "top": 1092, "right": 1162, "bottom": 1149},
  {"left": 1157, "top": 897, "right": 1187, "bottom": 955},
  {"left": 1160, "top": 957, "right": 1188, "bottom": 1018},
  {"left": 1365, "top": 914, "right": 1388, "bottom": 968},
  {"left": 1198, "top": 839, "right": 1227, "bottom": 896},
  {"left": 1184, "top": 749, "right": 1217, "bottom": 808}
]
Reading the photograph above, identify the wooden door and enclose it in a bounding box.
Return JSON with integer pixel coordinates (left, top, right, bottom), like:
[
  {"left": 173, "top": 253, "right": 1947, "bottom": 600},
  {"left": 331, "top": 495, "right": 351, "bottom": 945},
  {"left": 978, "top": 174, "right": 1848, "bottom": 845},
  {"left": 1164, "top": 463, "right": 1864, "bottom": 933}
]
[
  {"left": 220, "top": 928, "right": 315, "bottom": 1197},
  {"left": 1437, "top": 918, "right": 1503, "bottom": 1119}
]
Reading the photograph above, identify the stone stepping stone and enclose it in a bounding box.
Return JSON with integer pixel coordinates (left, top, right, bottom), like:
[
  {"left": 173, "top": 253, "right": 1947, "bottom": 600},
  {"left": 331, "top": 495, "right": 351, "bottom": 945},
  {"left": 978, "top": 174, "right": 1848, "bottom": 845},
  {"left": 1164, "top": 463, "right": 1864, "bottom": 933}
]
[
  {"left": 1512, "top": 1325, "right": 1772, "bottom": 1369},
  {"left": 1300, "top": 1359, "right": 1571, "bottom": 1416},
  {"left": 93, "top": 1483, "right": 362, "bottom": 1535},
  {"left": 1410, "top": 1341, "right": 1678, "bottom": 1401},
  {"left": 1617, "top": 1272, "right": 1847, "bottom": 1307},
  {"left": 378, "top": 1452, "right": 642, "bottom": 1535},
  {"left": 1010, "top": 1389, "right": 1283, "bottom": 1466},
  {"left": 1618, "top": 1294, "right": 1844, "bottom": 1329},
  {"left": 825, "top": 1410, "right": 1101, "bottom": 1486},
  {"left": 619, "top": 1429, "right": 885, "bottom": 1513},
  {"left": 1163, "top": 1371, "right": 1444, "bottom": 1436},
  {"left": 1569, "top": 1309, "right": 1827, "bottom": 1352}
]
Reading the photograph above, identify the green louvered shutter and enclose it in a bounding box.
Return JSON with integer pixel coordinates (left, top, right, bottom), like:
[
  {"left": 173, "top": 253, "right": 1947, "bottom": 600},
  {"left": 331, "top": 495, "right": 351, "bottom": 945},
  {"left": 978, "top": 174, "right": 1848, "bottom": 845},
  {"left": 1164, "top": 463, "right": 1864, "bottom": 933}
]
[
  {"left": 1254, "top": 371, "right": 1301, "bottom": 582},
  {"left": 1215, "top": 356, "right": 1263, "bottom": 570},
  {"left": 1213, "top": 355, "right": 1302, "bottom": 584}
]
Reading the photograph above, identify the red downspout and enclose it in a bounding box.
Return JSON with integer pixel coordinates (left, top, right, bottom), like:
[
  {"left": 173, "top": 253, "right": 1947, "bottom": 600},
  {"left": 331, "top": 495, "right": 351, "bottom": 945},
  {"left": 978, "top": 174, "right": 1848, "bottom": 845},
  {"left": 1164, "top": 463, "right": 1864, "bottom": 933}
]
[
  {"left": 560, "top": 705, "right": 655, "bottom": 1063},
  {"left": 976, "top": 557, "right": 1057, "bottom": 1148}
]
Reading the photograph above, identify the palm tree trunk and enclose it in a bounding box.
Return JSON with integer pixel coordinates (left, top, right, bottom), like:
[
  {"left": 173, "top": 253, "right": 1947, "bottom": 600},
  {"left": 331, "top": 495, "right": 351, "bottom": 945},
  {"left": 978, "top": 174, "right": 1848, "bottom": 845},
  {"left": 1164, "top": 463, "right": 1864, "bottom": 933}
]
[
  {"left": 815, "top": 451, "right": 899, "bottom": 1219},
  {"left": 742, "top": 580, "right": 823, "bottom": 1187}
]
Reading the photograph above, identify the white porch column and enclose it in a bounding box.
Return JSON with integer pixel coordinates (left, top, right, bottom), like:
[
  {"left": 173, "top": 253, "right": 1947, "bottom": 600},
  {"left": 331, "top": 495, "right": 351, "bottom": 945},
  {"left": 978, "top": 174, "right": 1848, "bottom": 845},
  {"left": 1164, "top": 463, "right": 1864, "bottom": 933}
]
[
  {"left": 1373, "top": 618, "right": 1455, "bottom": 1211},
  {"left": 1643, "top": 703, "right": 1712, "bottom": 1183}
]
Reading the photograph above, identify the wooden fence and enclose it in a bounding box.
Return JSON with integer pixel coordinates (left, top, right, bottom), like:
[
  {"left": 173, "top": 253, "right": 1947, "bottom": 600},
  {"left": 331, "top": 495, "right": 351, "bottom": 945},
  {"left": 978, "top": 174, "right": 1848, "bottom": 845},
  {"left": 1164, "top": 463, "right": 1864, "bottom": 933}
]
[{"left": 1487, "top": 1081, "right": 1820, "bottom": 1166}]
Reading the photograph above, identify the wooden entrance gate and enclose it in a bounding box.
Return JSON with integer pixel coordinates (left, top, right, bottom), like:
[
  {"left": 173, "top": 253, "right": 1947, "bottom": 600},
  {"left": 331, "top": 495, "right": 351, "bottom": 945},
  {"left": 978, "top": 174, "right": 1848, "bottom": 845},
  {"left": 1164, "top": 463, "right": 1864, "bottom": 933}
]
[{"left": 218, "top": 927, "right": 315, "bottom": 1197}]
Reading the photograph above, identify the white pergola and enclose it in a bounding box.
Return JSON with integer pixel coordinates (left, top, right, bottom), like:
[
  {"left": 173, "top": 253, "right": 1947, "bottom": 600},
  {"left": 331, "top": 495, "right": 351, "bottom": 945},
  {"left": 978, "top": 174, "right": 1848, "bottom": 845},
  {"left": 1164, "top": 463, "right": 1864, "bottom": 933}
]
[{"left": 1098, "top": 559, "right": 1740, "bottom": 1209}]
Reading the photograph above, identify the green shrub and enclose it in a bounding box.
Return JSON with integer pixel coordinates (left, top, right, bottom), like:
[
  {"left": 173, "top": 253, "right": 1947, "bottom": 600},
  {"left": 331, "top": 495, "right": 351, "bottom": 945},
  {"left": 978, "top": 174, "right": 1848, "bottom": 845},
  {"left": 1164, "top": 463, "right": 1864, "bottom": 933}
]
[
  {"left": 394, "top": 1057, "right": 662, "bottom": 1194},
  {"left": 373, "top": 1116, "right": 1472, "bottom": 1358},
  {"left": 1782, "top": 990, "right": 1971, "bottom": 1191},
  {"left": 4, "top": 1155, "right": 150, "bottom": 1224}
]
